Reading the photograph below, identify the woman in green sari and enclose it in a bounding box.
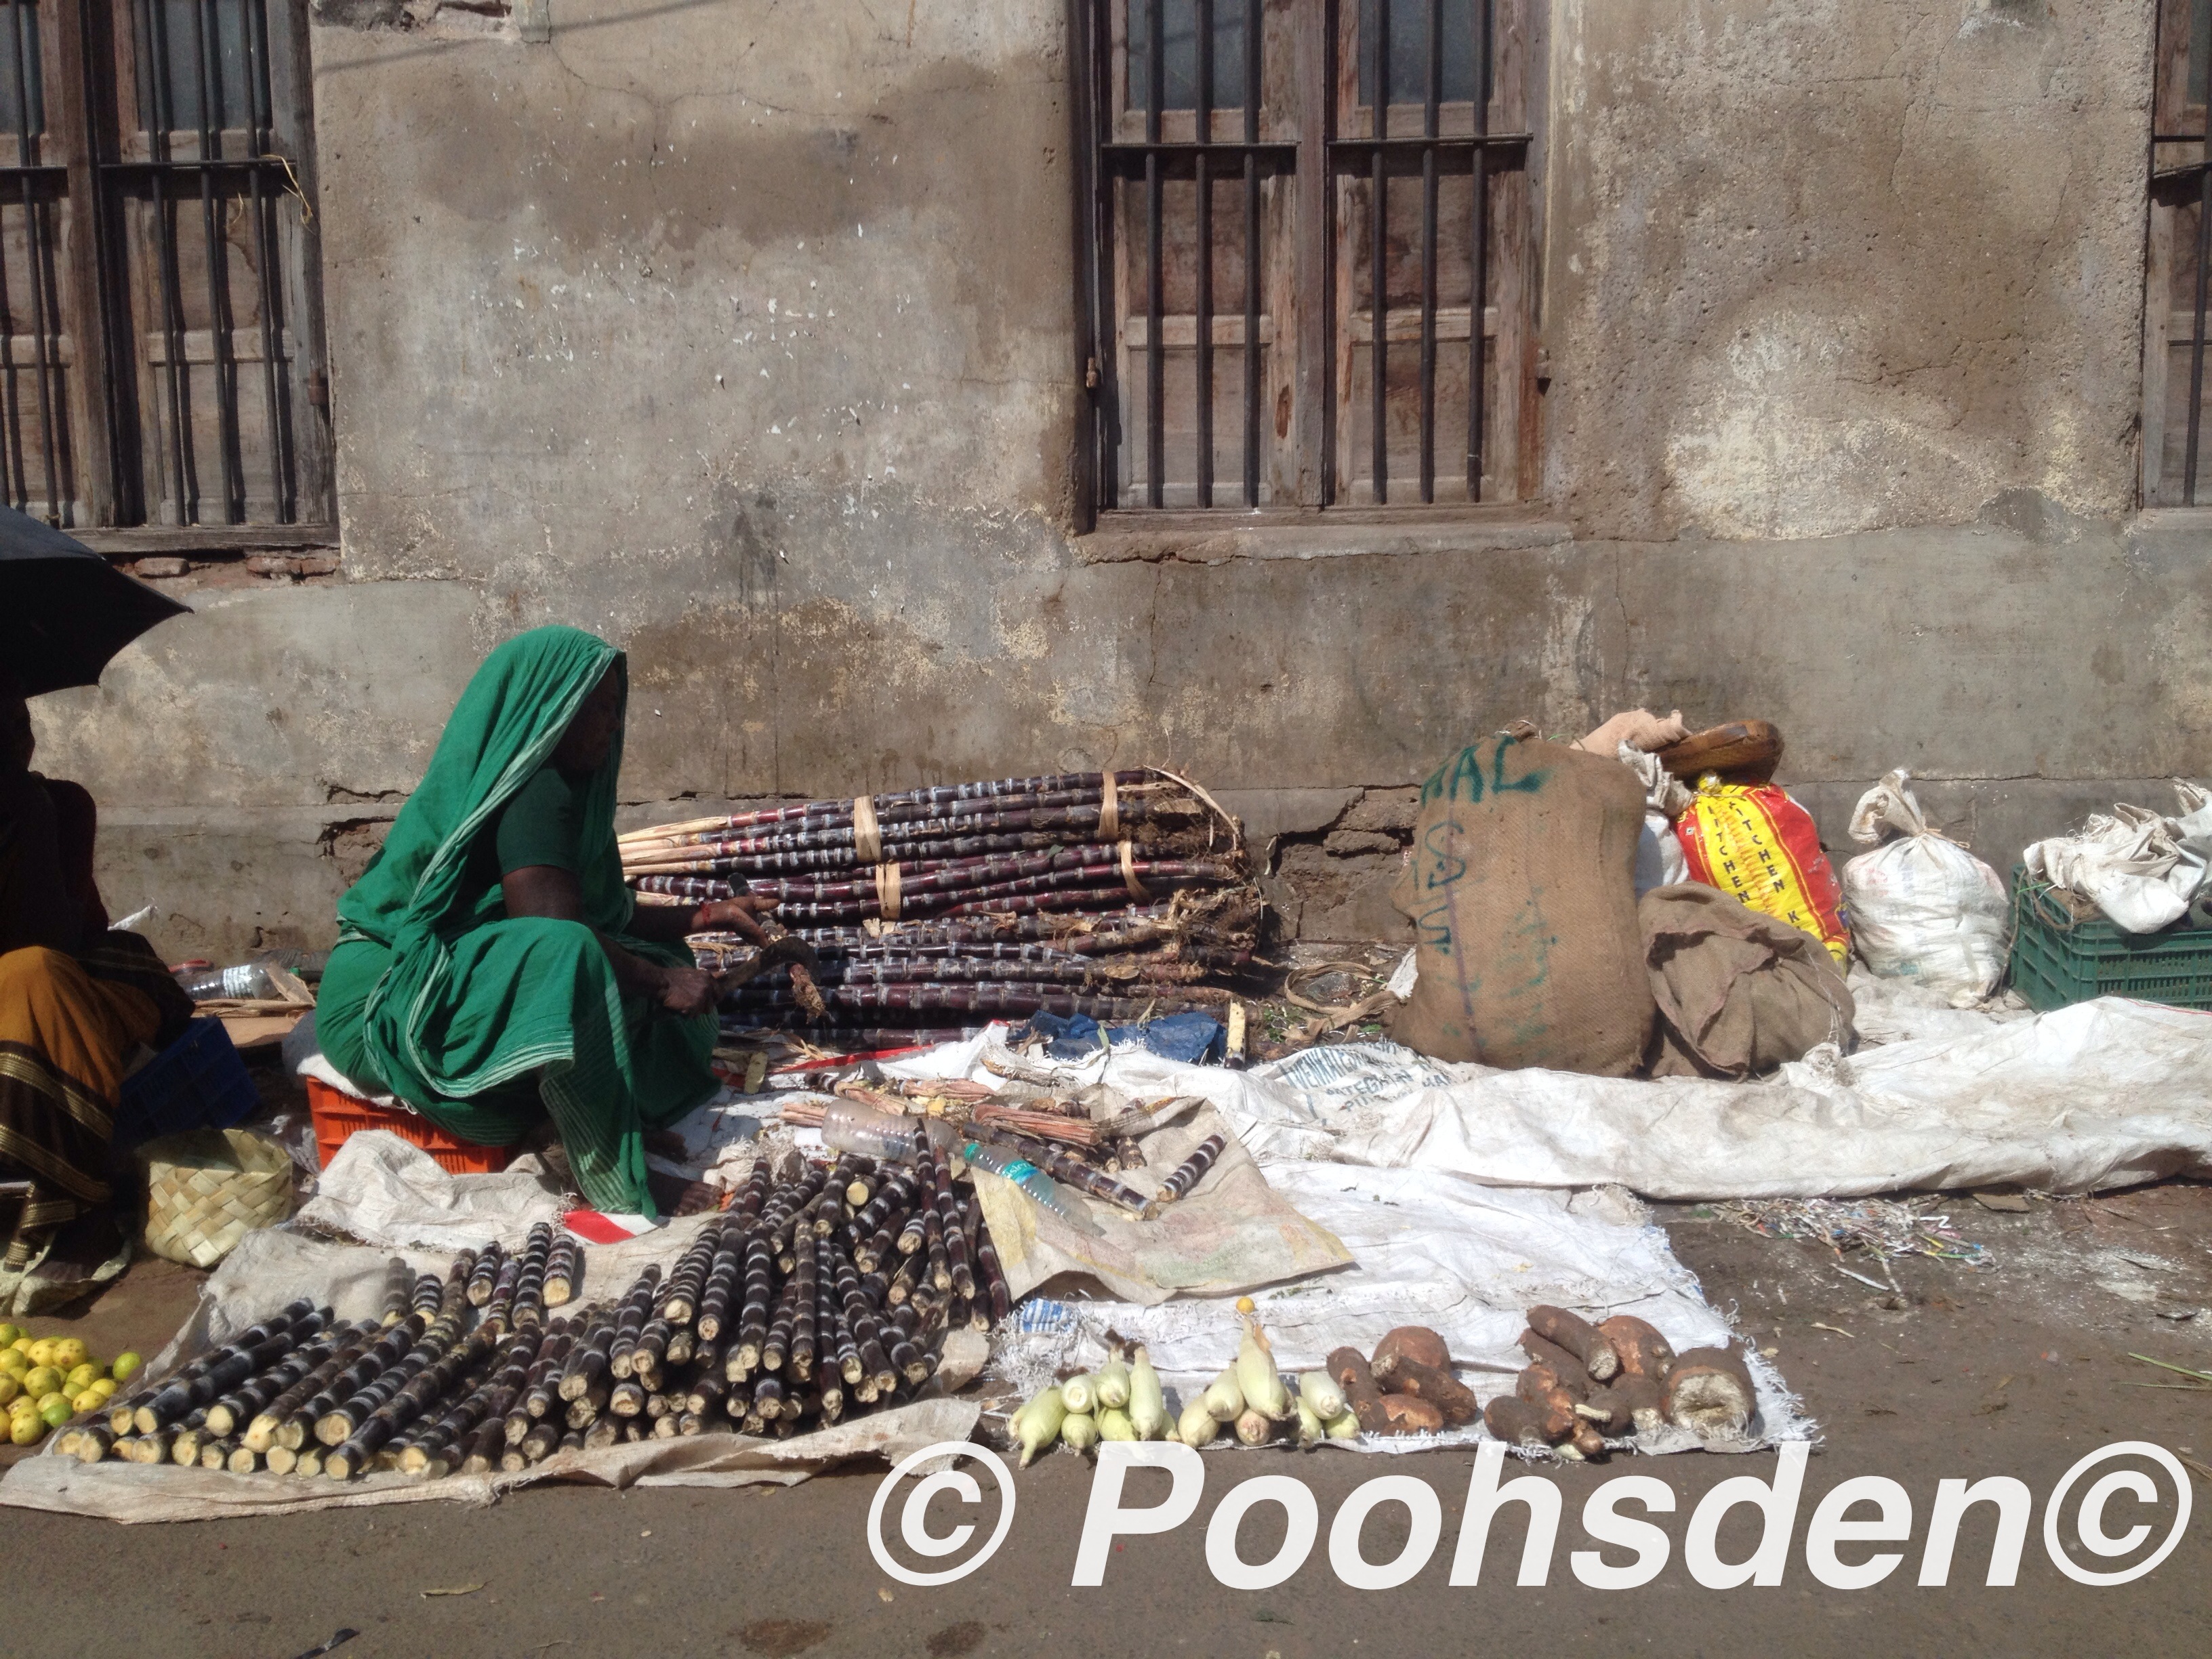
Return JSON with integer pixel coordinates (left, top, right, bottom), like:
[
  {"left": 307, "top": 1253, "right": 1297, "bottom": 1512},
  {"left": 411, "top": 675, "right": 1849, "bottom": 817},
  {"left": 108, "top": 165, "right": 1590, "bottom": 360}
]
[{"left": 316, "top": 626, "right": 768, "bottom": 1217}]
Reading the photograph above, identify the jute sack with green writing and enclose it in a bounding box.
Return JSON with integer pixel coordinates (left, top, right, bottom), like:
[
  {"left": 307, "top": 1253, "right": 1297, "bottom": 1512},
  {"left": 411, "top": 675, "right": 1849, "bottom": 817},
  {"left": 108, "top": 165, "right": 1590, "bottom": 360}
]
[{"left": 1389, "top": 732, "right": 1655, "bottom": 1075}]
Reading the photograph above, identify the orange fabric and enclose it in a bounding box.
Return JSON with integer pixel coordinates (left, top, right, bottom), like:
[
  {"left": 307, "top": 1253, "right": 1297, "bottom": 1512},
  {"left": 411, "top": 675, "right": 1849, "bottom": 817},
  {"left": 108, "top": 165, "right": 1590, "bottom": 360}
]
[
  {"left": 1674, "top": 784, "right": 1850, "bottom": 966},
  {"left": 0, "top": 946, "right": 159, "bottom": 1204}
]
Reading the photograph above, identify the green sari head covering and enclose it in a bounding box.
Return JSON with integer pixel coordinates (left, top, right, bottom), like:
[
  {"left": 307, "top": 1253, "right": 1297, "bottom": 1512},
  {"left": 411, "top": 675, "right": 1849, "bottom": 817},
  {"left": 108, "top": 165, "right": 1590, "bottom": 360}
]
[{"left": 338, "top": 624, "right": 631, "bottom": 952}]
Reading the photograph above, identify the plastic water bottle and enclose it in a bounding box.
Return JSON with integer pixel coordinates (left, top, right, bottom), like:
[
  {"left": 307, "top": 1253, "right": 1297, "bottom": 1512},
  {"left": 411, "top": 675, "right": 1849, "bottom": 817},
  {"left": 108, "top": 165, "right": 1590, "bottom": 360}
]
[
  {"left": 821, "top": 1099, "right": 924, "bottom": 1162},
  {"left": 176, "top": 962, "right": 278, "bottom": 1001},
  {"left": 960, "top": 1141, "right": 1102, "bottom": 1236}
]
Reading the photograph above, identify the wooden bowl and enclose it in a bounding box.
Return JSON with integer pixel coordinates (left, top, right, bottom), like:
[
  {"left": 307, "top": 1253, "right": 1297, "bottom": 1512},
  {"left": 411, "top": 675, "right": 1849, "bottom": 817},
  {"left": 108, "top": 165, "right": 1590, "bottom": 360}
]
[{"left": 1656, "top": 720, "right": 1784, "bottom": 783}]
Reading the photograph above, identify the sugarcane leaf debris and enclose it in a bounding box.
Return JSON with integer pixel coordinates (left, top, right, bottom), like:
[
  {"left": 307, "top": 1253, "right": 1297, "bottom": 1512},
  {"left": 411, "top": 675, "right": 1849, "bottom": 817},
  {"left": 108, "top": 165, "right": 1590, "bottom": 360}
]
[
  {"left": 1716, "top": 1196, "right": 1986, "bottom": 1267},
  {"left": 2125, "top": 1352, "right": 2212, "bottom": 1390}
]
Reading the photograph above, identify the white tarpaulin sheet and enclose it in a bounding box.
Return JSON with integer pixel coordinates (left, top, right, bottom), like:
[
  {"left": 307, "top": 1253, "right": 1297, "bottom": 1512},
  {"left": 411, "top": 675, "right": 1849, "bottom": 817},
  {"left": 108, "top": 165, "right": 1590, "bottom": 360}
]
[
  {"left": 876, "top": 1035, "right": 1810, "bottom": 1455},
  {"left": 894, "top": 998, "right": 2212, "bottom": 1203}
]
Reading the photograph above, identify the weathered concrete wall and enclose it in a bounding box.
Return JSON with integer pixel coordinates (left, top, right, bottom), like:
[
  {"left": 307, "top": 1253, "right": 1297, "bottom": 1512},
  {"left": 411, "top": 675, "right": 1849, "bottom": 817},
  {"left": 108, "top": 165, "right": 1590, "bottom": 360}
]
[
  {"left": 26, "top": 0, "right": 2212, "bottom": 958},
  {"left": 1543, "top": 0, "right": 2156, "bottom": 540}
]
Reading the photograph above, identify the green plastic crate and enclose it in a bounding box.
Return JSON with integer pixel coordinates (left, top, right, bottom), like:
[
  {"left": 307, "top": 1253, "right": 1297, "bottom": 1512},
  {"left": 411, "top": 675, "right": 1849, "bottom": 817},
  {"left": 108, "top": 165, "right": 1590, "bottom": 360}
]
[{"left": 2007, "top": 869, "right": 2212, "bottom": 1012}]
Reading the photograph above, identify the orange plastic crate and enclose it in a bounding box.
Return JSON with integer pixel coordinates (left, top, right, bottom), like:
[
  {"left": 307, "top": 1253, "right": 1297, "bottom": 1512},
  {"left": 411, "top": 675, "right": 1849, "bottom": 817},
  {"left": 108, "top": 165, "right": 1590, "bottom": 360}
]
[{"left": 305, "top": 1077, "right": 515, "bottom": 1175}]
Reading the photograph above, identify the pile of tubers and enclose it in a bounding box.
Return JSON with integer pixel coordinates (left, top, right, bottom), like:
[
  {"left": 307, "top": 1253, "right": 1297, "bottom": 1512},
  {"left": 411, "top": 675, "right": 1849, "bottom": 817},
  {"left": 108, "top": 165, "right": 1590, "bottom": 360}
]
[
  {"left": 56, "top": 1146, "right": 1008, "bottom": 1480},
  {"left": 1330, "top": 1326, "right": 1480, "bottom": 1437},
  {"left": 1482, "top": 1306, "right": 1757, "bottom": 1458}
]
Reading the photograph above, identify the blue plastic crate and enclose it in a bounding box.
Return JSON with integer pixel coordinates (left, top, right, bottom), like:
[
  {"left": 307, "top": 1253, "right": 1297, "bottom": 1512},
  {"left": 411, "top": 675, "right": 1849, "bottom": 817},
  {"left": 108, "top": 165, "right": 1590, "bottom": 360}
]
[{"left": 115, "top": 1017, "right": 260, "bottom": 1146}]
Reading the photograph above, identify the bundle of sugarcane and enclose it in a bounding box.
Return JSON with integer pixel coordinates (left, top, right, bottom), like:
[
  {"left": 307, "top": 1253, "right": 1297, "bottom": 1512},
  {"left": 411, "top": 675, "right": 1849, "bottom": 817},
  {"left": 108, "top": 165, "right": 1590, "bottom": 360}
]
[
  {"left": 78, "top": 1154, "right": 1012, "bottom": 1479},
  {"left": 637, "top": 856, "right": 1240, "bottom": 920},
  {"left": 720, "top": 983, "right": 1219, "bottom": 1021},
  {"left": 631, "top": 773, "right": 1262, "bottom": 1045},
  {"left": 618, "top": 771, "right": 1204, "bottom": 865},
  {"left": 619, "top": 799, "right": 1218, "bottom": 878}
]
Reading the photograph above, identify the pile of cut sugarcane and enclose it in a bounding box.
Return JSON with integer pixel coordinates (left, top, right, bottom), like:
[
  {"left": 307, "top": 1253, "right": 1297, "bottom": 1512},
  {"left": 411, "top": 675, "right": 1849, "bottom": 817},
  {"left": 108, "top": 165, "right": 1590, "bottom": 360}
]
[
  {"left": 617, "top": 770, "right": 1263, "bottom": 1046},
  {"left": 54, "top": 1148, "right": 1007, "bottom": 1479}
]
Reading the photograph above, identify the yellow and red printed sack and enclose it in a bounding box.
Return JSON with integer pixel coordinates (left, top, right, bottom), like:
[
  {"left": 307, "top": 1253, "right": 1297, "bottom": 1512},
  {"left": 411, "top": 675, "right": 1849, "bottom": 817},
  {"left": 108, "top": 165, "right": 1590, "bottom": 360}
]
[{"left": 1673, "top": 781, "right": 1850, "bottom": 964}]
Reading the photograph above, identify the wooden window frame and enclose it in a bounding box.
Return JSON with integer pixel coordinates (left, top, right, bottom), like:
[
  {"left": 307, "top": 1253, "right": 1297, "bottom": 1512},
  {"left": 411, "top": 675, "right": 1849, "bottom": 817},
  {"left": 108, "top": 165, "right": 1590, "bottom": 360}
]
[
  {"left": 1070, "top": 0, "right": 1544, "bottom": 530},
  {"left": 0, "top": 0, "right": 334, "bottom": 554},
  {"left": 2146, "top": 0, "right": 2212, "bottom": 507}
]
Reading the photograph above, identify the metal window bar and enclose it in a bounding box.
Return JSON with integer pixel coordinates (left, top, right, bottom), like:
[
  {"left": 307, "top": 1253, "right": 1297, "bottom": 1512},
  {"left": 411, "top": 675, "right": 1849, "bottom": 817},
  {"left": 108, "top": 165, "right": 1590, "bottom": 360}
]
[
  {"left": 1241, "top": 0, "right": 1259, "bottom": 506},
  {"left": 1144, "top": 1, "right": 1163, "bottom": 506},
  {"left": 1194, "top": 0, "right": 1211, "bottom": 506},
  {"left": 1369, "top": 0, "right": 1386, "bottom": 501},
  {"left": 1, "top": 1, "right": 64, "bottom": 521},
  {"left": 1469, "top": 0, "right": 1488, "bottom": 500},
  {"left": 186, "top": 0, "right": 244, "bottom": 523},
  {"left": 133, "top": 0, "right": 197, "bottom": 523},
  {"left": 2189, "top": 68, "right": 2212, "bottom": 503},
  {"left": 243, "top": 0, "right": 290, "bottom": 520}
]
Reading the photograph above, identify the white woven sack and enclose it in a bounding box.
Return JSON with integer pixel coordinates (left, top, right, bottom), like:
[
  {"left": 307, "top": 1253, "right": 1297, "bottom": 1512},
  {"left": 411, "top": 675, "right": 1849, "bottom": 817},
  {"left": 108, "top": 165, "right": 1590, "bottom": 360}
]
[{"left": 1843, "top": 770, "right": 2009, "bottom": 1000}]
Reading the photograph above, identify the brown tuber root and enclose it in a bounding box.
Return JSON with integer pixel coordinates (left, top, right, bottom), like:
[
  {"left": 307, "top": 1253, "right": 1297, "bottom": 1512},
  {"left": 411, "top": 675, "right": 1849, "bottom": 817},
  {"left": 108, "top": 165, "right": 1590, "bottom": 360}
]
[
  {"left": 1526, "top": 1305, "right": 1619, "bottom": 1382},
  {"left": 1377, "top": 1394, "right": 1444, "bottom": 1434},
  {"left": 1372, "top": 1355, "right": 1478, "bottom": 1426},
  {"left": 1483, "top": 1394, "right": 1569, "bottom": 1448},
  {"left": 1516, "top": 1334, "right": 1593, "bottom": 1402},
  {"left": 1579, "top": 1374, "right": 1666, "bottom": 1437},
  {"left": 1513, "top": 1366, "right": 1581, "bottom": 1441},
  {"left": 1597, "top": 1315, "right": 1675, "bottom": 1381},
  {"left": 1370, "top": 1326, "right": 1450, "bottom": 1379},
  {"left": 1661, "top": 1345, "right": 1757, "bottom": 1437},
  {"left": 1327, "top": 1347, "right": 1395, "bottom": 1435}
]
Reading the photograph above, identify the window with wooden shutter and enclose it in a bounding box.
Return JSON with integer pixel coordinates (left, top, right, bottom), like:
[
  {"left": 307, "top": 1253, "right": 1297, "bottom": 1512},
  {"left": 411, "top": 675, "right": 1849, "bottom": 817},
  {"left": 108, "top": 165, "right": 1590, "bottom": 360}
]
[
  {"left": 1072, "top": 0, "right": 1541, "bottom": 520},
  {"left": 0, "top": 0, "right": 331, "bottom": 547},
  {"left": 2148, "top": 0, "right": 2212, "bottom": 505}
]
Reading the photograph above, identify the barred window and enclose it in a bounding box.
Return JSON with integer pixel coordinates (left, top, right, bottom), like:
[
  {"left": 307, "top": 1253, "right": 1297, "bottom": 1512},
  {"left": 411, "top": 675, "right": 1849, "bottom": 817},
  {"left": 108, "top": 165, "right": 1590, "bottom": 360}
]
[
  {"left": 1072, "top": 0, "right": 1542, "bottom": 518},
  {"left": 0, "top": 0, "right": 331, "bottom": 546}
]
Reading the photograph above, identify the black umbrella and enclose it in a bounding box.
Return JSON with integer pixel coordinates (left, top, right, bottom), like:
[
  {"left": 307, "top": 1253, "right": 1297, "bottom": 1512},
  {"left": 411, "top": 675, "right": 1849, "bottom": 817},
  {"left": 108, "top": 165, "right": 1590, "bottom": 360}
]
[{"left": 0, "top": 505, "right": 191, "bottom": 695}]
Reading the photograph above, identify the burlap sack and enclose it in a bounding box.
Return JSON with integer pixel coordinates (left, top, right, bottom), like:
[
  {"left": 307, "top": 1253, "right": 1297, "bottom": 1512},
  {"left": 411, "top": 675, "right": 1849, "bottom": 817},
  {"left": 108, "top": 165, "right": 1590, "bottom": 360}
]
[
  {"left": 1390, "top": 733, "right": 1655, "bottom": 1075},
  {"left": 1641, "top": 883, "right": 1857, "bottom": 1079}
]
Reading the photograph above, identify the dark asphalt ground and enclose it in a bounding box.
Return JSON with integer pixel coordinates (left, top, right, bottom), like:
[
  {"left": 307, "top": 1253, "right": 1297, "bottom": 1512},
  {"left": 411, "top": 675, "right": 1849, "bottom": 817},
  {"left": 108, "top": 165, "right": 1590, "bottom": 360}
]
[{"left": 2, "top": 1183, "right": 2207, "bottom": 1659}]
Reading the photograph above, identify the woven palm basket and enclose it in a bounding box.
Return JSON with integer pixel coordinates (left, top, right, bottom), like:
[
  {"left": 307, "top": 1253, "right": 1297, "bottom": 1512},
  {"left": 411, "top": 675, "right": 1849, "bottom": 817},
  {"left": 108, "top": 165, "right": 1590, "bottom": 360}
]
[{"left": 138, "top": 1128, "right": 294, "bottom": 1269}]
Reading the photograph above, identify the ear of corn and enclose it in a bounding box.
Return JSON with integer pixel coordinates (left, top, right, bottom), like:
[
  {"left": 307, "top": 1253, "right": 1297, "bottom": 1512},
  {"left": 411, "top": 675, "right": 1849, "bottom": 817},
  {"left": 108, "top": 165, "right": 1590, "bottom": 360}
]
[
  {"left": 1324, "top": 1407, "right": 1361, "bottom": 1439},
  {"left": 1096, "top": 1406, "right": 1136, "bottom": 1441},
  {"left": 1060, "top": 1409, "right": 1101, "bottom": 1452},
  {"left": 1294, "top": 1397, "right": 1324, "bottom": 1447},
  {"left": 1201, "top": 1368, "right": 1244, "bottom": 1422},
  {"left": 1298, "top": 1368, "right": 1346, "bottom": 1422},
  {"left": 1012, "top": 1385, "right": 1067, "bottom": 1467},
  {"left": 1059, "top": 1372, "right": 1097, "bottom": 1414},
  {"left": 1235, "top": 1314, "right": 1291, "bottom": 1420},
  {"left": 1126, "top": 1347, "right": 1170, "bottom": 1439},
  {"left": 1093, "top": 1357, "right": 1131, "bottom": 1412},
  {"left": 1176, "top": 1397, "right": 1219, "bottom": 1447}
]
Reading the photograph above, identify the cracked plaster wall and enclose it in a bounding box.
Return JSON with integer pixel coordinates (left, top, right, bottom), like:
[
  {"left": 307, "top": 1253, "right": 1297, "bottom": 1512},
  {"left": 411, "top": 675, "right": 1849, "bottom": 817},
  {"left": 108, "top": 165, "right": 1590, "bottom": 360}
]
[
  {"left": 24, "top": 0, "right": 2212, "bottom": 954},
  {"left": 1544, "top": 0, "right": 2155, "bottom": 539}
]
